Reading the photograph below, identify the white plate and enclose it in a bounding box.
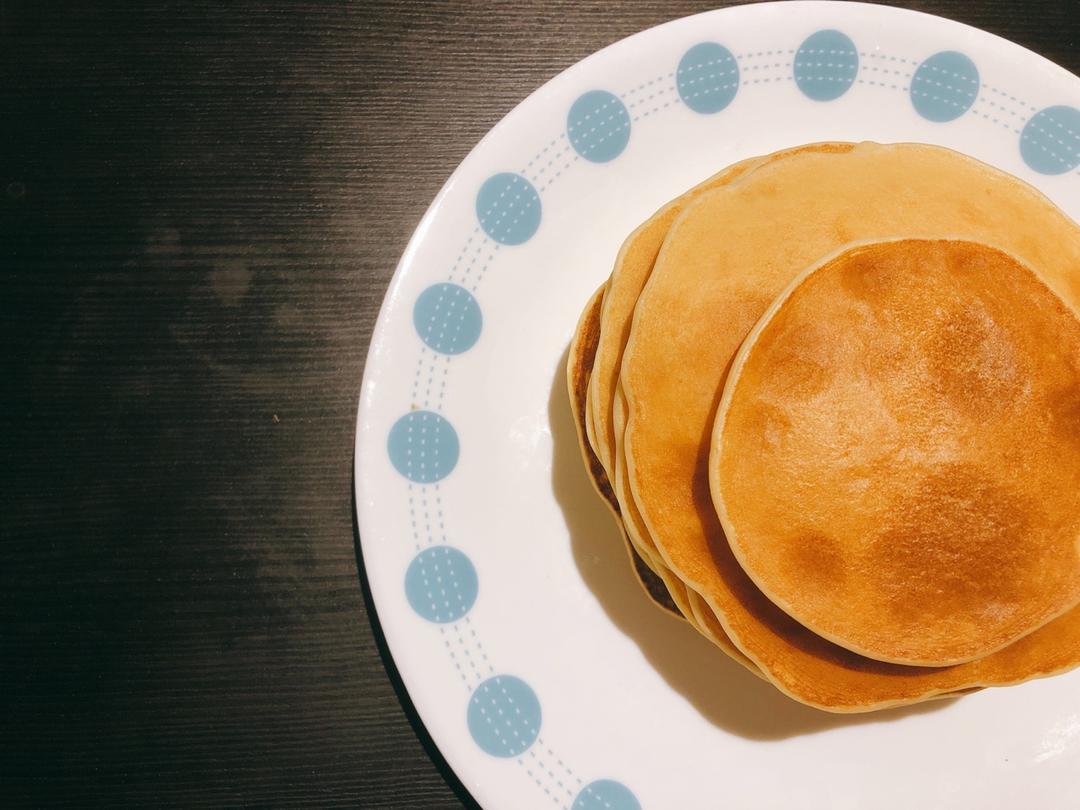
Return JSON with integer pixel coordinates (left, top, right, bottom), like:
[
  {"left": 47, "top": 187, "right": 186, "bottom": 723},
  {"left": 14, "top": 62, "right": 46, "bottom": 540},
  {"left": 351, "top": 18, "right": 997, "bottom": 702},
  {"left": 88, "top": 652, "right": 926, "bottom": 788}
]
[{"left": 354, "top": 3, "right": 1080, "bottom": 807}]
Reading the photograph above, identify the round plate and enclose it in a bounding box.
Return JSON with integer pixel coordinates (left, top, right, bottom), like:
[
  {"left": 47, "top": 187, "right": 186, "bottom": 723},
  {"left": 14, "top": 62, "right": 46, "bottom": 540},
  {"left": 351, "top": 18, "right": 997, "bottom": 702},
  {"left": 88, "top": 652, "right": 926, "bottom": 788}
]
[{"left": 354, "top": 3, "right": 1080, "bottom": 807}]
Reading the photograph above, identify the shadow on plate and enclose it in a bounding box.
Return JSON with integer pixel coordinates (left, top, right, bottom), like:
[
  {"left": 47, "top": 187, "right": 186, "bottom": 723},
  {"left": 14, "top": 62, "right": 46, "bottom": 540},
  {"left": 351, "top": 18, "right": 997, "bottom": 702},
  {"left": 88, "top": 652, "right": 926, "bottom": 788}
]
[{"left": 548, "top": 345, "right": 952, "bottom": 740}]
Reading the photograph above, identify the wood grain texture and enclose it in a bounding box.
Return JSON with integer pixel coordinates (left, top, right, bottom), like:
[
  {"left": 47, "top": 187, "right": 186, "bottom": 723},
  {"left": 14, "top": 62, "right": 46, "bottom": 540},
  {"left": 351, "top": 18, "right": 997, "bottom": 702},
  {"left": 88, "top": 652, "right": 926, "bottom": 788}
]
[{"left": 2, "top": 1, "right": 1078, "bottom": 806}]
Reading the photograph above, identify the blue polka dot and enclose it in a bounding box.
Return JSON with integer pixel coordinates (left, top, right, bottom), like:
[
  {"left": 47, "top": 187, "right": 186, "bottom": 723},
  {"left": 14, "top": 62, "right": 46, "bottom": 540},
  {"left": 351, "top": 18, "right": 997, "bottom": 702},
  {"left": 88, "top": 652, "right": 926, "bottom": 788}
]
[
  {"left": 387, "top": 411, "right": 459, "bottom": 483},
  {"left": 1020, "top": 105, "right": 1080, "bottom": 174},
  {"left": 573, "top": 780, "right": 641, "bottom": 810},
  {"left": 405, "top": 546, "right": 478, "bottom": 623},
  {"left": 910, "top": 51, "right": 979, "bottom": 122},
  {"left": 793, "top": 30, "right": 858, "bottom": 101},
  {"left": 467, "top": 675, "right": 541, "bottom": 757},
  {"left": 413, "top": 283, "right": 482, "bottom": 355},
  {"left": 476, "top": 173, "right": 541, "bottom": 245},
  {"left": 677, "top": 42, "right": 739, "bottom": 114},
  {"left": 567, "top": 90, "right": 631, "bottom": 163}
]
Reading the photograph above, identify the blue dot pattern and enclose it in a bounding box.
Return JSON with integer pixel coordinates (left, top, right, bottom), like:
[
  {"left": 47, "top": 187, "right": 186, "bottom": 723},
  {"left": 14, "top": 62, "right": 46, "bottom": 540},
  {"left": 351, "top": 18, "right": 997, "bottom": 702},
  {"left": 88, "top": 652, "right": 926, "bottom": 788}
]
[
  {"left": 387, "top": 411, "right": 459, "bottom": 483},
  {"left": 910, "top": 51, "right": 979, "bottom": 122},
  {"left": 405, "top": 546, "right": 478, "bottom": 623},
  {"left": 476, "top": 173, "right": 542, "bottom": 245},
  {"left": 793, "top": 30, "right": 859, "bottom": 101},
  {"left": 413, "top": 283, "right": 482, "bottom": 355},
  {"left": 467, "top": 675, "right": 541, "bottom": 757},
  {"left": 572, "top": 780, "right": 642, "bottom": 810},
  {"left": 1020, "top": 105, "right": 1080, "bottom": 174},
  {"left": 391, "top": 33, "right": 1078, "bottom": 803},
  {"left": 567, "top": 90, "right": 631, "bottom": 163},
  {"left": 677, "top": 42, "right": 739, "bottom": 114}
]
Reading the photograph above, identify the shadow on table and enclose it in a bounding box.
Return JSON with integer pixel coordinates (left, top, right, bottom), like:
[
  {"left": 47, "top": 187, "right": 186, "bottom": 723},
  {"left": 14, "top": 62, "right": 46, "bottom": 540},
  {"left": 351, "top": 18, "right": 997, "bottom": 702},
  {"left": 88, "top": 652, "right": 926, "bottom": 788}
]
[
  {"left": 548, "top": 345, "right": 952, "bottom": 741},
  {"left": 351, "top": 491, "right": 482, "bottom": 810}
]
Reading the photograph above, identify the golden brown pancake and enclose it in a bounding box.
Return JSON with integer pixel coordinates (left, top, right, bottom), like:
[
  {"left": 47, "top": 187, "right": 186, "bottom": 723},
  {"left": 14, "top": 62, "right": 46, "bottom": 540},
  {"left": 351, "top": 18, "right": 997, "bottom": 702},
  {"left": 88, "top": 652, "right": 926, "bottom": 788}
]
[
  {"left": 621, "top": 142, "right": 1080, "bottom": 710},
  {"left": 598, "top": 374, "right": 761, "bottom": 671},
  {"left": 593, "top": 145, "right": 853, "bottom": 612},
  {"left": 685, "top": 590, "right": 768, "bottom": 681},
  {"left": 712, "top": 239, "right": 1080, "bottom": 666},
  {"left": 610, "top": 383, "right": 762, "bottom": 675},
  {"left": 564, "top": 157, "right": 770, "bottom": 669},
  {"left": 567, "top": 285, "right": 618, "bottom": 529},
  {"left": 585, "top": 155, "right": 766, "bottom": 480},
  {"left": 568, "top": 272, "right": 764, "bottom": 680},
  {"left": 567, "top": 156, "right": 787, "bottom": 636},
  {"left": 588, "top": 144, "right": 857, "bottom": 483},
  {"left": 566, "top": 283, "right": 686, "bottom": 617},
  {"left": 576, "top": 145, "right": 857, "bottom": 675}
]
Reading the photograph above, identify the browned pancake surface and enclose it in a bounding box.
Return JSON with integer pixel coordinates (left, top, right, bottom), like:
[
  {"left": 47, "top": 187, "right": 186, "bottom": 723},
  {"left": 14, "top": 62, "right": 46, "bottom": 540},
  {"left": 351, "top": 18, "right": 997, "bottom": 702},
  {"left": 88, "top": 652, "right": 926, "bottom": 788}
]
[
  {"left": 713, "top": 239, "right": 1080, "bottom": 666},
  {"left": 621, "top": 142, "right": 1080, "bottom": 710}
]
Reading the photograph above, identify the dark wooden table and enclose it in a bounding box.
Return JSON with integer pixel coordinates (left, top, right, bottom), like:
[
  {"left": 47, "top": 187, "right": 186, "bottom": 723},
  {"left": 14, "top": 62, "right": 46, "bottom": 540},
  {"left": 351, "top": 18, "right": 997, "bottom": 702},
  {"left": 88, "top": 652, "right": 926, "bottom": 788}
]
[{"left": 5, "top": 1, "right": 1079, "bottom": 806}]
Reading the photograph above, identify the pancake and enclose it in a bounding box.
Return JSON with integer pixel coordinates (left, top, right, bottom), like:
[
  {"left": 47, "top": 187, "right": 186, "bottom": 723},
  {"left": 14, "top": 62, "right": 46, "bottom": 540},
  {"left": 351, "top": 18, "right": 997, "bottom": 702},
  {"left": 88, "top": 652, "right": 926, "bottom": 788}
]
[
  {"left": 611, "top": 374, "right": 762, "bottom": 673},
  {"left": 621, "top": 141, "right": 1080, "bottom": 710},
  {"left": 712, "top": 239, "right": 1080, "bottom": 666},
  {"left": 593, "top": 145, "right": 853, "bottom": 609},
  {"left": 588, "top": 144, "right": 854, "bottom": 482},
  {"left": 567, "top": 285, "right": 620, "bottom": 534},
  {"left": 565, "top": 283, "right": 684, "bottom": 616},
  {"left": 569, "top": 286, "right": 673, "bottom": 582},
  {"left": 579, "top": 145, "right": 855, "bottom": 672},
  {"left": 568, "top": 285, "right": 724, "bottom": 628},
  {"left": 586, "top": 155, "right": 765, "bottom": 480},
  {"left": 567, "top": 250, "right": 762, "bottom": 676},
  {"left": 685, "top": 591, "right": 768, "bottom": 682},
  {"left": 570, "top": 154, "right": 785, "bottom": 637}
]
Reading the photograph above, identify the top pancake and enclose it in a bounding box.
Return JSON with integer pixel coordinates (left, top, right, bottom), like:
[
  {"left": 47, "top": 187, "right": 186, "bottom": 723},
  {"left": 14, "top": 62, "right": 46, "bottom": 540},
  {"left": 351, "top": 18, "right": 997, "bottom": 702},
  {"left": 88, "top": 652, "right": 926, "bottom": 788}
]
[
  {"left": 621, "top": 141, "right": 1080, "bottom": 710},
  {"left": 712, "top": 238, "right": 1080, "bottom": 666}
]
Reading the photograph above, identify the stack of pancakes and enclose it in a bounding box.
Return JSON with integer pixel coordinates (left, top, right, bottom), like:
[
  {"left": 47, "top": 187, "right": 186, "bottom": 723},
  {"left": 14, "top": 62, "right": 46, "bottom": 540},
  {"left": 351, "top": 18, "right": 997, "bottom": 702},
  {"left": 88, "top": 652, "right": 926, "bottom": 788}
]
[{"left": 566, "top": 142, "right": 1080, "bottom": 712}]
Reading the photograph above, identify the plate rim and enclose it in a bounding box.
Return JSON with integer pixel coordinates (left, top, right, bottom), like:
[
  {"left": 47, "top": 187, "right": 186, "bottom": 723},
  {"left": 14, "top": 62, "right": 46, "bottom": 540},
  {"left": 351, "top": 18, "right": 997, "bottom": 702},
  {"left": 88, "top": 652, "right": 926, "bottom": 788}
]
[{"left": 353, "top": 3, "right": 1080, "bottom": 807}]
